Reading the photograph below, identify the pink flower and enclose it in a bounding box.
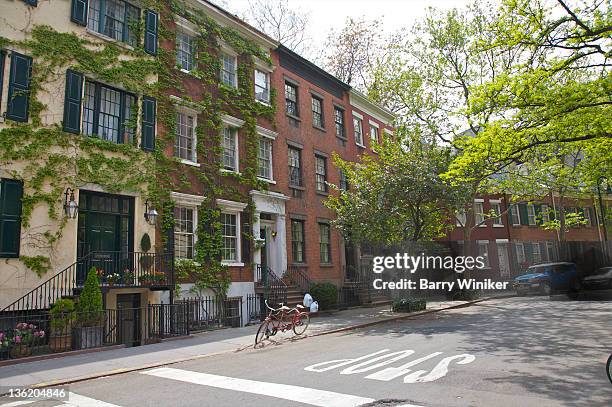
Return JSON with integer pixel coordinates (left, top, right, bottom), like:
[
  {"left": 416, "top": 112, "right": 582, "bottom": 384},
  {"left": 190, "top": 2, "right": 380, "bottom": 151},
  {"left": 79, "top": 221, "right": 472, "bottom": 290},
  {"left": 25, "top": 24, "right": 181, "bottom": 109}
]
[
  {"left": 14, "top": 335, "right": 21, "bottom": 343},
  {"left": 29, "top": 324, "right": 35, "bottom": 329},
  {"left": 39, "top": 331, "right": 45, "bottom": 338},
  {"left": 0, "top": 333, "right": 4, "bottom": 341}
]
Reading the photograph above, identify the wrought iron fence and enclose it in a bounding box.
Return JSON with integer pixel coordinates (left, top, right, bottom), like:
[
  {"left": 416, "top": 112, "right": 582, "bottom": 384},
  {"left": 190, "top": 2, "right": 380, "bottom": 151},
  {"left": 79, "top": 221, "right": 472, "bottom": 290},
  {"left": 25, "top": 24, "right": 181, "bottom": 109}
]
[
  {"left": 245, "top": 293, "right": 266, "bottom": 324},
  {"left": 176, "top": 296, "right": 243, "bottom": 331},
  {"left": 147, "top": 303, "right": 189, "bottom": 339}
]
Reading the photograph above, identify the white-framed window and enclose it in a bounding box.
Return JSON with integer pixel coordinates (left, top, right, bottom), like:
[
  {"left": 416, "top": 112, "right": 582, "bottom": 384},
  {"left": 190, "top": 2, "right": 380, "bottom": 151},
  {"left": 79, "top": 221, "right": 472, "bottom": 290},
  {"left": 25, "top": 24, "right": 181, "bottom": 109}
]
[
  {"left": 477, "top": 241, "right": 489, "bottom": 267},
  {"left": 315, "top": 155, "right": 328, "bottom": 193},
  {"left": 510, "top": 204, "right": 521, "bottom": 225},
  {"left": 220, "top": 52, "right": 237, "bottom": 88},
  {"left": 491, "top": 201, "right": 503, "bottom": 226},
  {"left": 527, "top": 204, "right": 537, "bottom": 225},
  {"left": 221, "top": 126, "right": 238, "bottom": 172},
  {"left": 176, "top": 32, "right": 196, "bottom": 72},
  {"left": 515, "top": 242, "right": 526, "bottom": 264},
  {"left": 216, "top": 199, "right": 247, "bottom": 265},
  {"left": 541, "top": 204, "right": 550, "bottom": 223},
  {"left": 532, "top": 242, "right": 542, "bottom": 264},
  {"left": 319, "top": 222, "right": 331, "bottom": 264},
  {"left": 353, "top": 117, "right": 364, "bottom": 146},
  {"left": 87, "top": 0, "right": 139, "bottom": 47},
  {"left": 545, "top": 241, "right": 555, "bottom": 261},
  {"left": 474, "top": 201, "right": 485, "bottom": 226},
  {"left": 456, "top": 209, "right": 467, "bottom": 227},
  {"left": 174, "top": 110, "right": 197, "bottom": 163},
  {"left": 369, "top": 122, "right": 380, "bottom": 144},
  {"left": 257, "top": 137, "right": 273, "bottom": 180},
  {"left": 254, "top": 69, "right": 270, "bottom": 104},
  {"left": 174, "top": 206, "right": 195, "bottom": 259},
  {"left": 312, "top": 96, "right": 323, "bottom": 128},
  {"left": 171, "top": 192, "right": 205, "bottom": 260}
]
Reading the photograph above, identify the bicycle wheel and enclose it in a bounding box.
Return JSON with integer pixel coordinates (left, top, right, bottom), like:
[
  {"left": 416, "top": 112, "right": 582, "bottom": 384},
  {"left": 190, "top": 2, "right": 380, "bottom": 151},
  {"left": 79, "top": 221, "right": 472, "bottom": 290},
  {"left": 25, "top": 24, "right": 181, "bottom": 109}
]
[
  {"left": 292, "top": 312, "right": 310, "bottom": 336},
  {"left": 607, "top": 354, "right": 612, "bottom": 384},
  {"left": 255, "top": 321, "right": 271, "bottom": 346}
]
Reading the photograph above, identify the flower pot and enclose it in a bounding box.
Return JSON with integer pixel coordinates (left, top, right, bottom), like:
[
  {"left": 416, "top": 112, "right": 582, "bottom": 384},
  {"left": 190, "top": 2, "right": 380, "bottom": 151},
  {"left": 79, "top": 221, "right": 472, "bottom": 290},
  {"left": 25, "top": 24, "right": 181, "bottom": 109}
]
[
  {"left": 49, "top": 333, "right": 72, "bottom": 353},
  {"left": 10, "top": 345, "right": 32, "bottom": 358},
  {"left": 73, "top": 326, "right": 103, "bottom": 349}
]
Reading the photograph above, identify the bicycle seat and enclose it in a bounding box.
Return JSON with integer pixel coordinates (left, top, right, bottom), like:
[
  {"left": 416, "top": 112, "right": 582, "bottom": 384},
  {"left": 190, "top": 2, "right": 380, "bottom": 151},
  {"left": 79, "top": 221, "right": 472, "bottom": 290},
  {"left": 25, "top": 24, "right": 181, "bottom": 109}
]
[
  {"left": 279, "top": 305, "right": 290, "bottom": 311},
  {"left": 296, "top": 304, "right": 305, "bottom": 309}
]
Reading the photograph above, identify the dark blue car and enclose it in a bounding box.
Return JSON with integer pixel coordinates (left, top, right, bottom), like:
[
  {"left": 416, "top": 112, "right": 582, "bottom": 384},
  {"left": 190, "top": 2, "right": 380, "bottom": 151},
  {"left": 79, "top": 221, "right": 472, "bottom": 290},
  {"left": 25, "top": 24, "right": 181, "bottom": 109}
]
[{"left": 513, "top": 262, "right": 581, "bottom": 297}]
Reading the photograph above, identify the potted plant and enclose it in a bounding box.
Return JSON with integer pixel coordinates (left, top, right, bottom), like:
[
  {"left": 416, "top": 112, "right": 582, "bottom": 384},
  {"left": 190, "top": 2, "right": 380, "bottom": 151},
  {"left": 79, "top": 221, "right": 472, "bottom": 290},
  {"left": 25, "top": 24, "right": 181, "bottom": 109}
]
[
  {"left": 123, "top": 269, "right": 135, "bottom": 285},
  {"left": 105, "top": 272, "right": 121, "bottom": 286},
  {"left": 10, "top": 323, "right": 45, "bottom": 358},
  {"left": 74, "top": 267, "right": 104, "bottom": 349},
  {"left": 138, "top": 273, "right": 152, "bottom": 285},
  {"left": 49, "top": 298, "right": 75, "bottom": 352}
]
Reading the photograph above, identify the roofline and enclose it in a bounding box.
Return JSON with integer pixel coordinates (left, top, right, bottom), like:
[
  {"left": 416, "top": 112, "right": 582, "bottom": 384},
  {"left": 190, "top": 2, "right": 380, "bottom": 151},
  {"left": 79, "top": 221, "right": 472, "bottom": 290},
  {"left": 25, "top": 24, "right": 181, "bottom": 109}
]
[
  {"left": 195, "top": 0, "right": 279, "bottom": 49},
  {"left": 349, "top": 88, "right": 395, "bottom": 125},
  {"left": 277, "top": 45, "right": 352, "bottom": 91}
]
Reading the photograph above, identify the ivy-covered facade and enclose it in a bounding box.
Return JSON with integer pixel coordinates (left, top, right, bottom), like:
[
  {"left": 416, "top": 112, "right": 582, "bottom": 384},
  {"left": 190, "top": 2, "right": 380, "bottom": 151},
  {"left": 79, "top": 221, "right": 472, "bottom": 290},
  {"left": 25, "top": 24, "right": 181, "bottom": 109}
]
[{"left": 0, "top": 0, "right": 396, "bottom": 322}]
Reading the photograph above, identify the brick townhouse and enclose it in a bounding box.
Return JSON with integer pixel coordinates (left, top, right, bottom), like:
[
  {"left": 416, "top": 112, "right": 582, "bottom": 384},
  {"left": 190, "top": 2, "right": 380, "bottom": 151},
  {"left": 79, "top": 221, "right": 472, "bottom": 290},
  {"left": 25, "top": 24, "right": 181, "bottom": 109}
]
[{"left": 447, "top": 194, "right": 611, "bottom": 281}]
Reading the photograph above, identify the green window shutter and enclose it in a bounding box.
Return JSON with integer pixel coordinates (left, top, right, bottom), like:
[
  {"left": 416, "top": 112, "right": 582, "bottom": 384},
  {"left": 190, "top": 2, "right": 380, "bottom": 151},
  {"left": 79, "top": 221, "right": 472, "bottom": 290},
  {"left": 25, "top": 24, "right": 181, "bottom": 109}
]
[
  {"left": 71, "top": 0, "right": 88, "bottom": 26},
  {"left": 0, "top": 179, "right": 23, "bottom": 258},
  {"left": 518, "top": 203, "right": 529, "bottom": 226},
  {"left": 241, "top": 211, "right": 251, "bottom": 264},
  {"left": 144, "top": 10, "right": 158, "bottom": 56},
  {"left": 6, "top": 52, "right": 32, "bottom": 122},
  {"left": 63, "top": 69, "right": 83, "bottom": 134},
  {"left": 141, "top": 96, "right": 156, "bottom": 151}
]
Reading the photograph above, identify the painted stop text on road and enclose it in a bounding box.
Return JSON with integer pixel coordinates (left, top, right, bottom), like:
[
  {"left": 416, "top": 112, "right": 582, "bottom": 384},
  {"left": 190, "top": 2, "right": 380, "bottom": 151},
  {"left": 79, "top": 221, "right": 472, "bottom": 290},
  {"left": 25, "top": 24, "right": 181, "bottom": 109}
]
[{"left": 304, "top": 349, "right": 475, "bottom": 383}]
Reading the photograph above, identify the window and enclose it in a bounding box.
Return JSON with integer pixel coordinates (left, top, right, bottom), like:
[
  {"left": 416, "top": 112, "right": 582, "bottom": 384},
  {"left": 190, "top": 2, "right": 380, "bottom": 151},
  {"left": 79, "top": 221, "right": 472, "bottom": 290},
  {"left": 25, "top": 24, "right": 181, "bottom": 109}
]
[
  {"left": 491, "top": 202, "right": 503, "bottom": 226},
  {"left": 370, "top": 126, "right": 379, "bottom": 144},
  {"left": 515, "top": 242, "right": 526, "bottom": 264},
  {"left": 288, "top": 147, "right": 302, "bottom": 187},
  {"left": 583, "top": 207, "right": 592, "bottom": 226},
  {"left": 82, "top": 80, "right": 136, "bottom": 144},
  {"left": 220, "top": 52, "right": 237, "bottom": 87},
  {"left": 477, "top": 241, "right": 489, "bottom": 267},
  {"left": 339, "top": 169, "right": 348, "bottom": 191},
  {"left": 0, "top": 179, "right": 23, "bottom": 258},
  {"left": 285, "top": 82, "right": 298, "bottom": 116},
  {"left": 221, "top": 212, "right": 238, "bottom": 262},
  {"left": 474, "top": 201, "right": 485, "bottom": 226},
  {"left": 254, "top": 69, "right": 270, "bottom": 103},
  {"left": 353, "top": 117, "right": 364, "bottom": 146},
  {"left": 176, "top": 32, "right": 196, "bottom": 71},
  {"left": 456, "top": 209, "right": 467, "bottom": 226},
  {"left": 174, "top": 206, "right": 194, "bottom": 259},
  {"left": 532, "top": 242, "right": 542, "bottom": 264},
  {"left": 334, "top": 107, "right": 345, "bottom": 138},
  {"left": 541, "top": 204, "right": 550, "bottom": 223},
  {"left": 527, "top": 204, "right": 536, "bottom": 225},
  {"left": 87, "top": 0, "right": 140, "bottom": 47},
  {"left": 221, "top": 127, "right": 238, "bottom": 171},
  {"left": 319, "top": 223, "right": 331, "bottom": 263},
  {"left": 174, "top": 111, "right": 196, "bottom": 162},
  {"left": 510, "top": 204, "right": 521, "bottom": 225},
  {"left": 311, "top": 96, "right": 323, "bottom": 128},
  {"left": 315, "top": 155, "right": 327, "bottom": 193},
  {"left": 546, "top": 241, "right": 555, "bottom": 261},
  {"left": 257, "top": 138, "right": 273, "bottom": 180},
  {"left": 291, "top": 219, "right": 305, "bottom": 263}
]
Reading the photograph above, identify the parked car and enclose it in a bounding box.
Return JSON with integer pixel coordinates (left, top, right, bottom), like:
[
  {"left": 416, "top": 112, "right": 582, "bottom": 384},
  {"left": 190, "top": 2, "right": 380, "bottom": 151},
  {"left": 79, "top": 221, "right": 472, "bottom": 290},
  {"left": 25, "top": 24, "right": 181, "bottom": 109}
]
[
  {"left": 513, "top": 262, "right": 582, "bottom": 297},
  {"left": 582, "top": 267, "right": 612, "bottom": 290}
]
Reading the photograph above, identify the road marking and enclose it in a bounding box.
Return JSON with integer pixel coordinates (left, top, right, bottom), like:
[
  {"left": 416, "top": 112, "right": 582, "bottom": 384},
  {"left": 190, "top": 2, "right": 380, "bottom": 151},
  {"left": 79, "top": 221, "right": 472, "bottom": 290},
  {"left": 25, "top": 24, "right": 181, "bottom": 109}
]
[
  {"left": 142, "top": 367, "right": 418, "bottom": 407},
  {"left": 0, "top": 393, "right": 122, "bottom": 407}
]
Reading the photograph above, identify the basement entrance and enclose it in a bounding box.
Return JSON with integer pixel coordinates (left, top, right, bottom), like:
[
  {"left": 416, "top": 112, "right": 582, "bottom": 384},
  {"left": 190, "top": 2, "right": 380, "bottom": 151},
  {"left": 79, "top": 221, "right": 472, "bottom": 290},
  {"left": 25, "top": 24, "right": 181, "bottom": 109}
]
[{"left": 116, "top": 293, "right": 142, "bottom": 347}]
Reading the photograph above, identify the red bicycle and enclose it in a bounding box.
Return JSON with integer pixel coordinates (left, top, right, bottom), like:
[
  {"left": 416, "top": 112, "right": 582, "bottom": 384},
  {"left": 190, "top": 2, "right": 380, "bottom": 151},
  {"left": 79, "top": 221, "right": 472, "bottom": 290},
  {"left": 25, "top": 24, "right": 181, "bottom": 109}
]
[{"left": 254, "top": 300, "right": 310, "bottom": 346}]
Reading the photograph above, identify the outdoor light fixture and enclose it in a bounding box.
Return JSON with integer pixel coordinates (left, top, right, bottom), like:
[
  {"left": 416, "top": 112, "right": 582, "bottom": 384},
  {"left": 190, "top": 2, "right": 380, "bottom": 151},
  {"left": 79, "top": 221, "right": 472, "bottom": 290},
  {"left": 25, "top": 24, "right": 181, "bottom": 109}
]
[
  {"left": 144, "top": 199, "right": 158, "bottom": 225},
  {"left": 63, "top": 187, "right": 79, "bottom": 219}
]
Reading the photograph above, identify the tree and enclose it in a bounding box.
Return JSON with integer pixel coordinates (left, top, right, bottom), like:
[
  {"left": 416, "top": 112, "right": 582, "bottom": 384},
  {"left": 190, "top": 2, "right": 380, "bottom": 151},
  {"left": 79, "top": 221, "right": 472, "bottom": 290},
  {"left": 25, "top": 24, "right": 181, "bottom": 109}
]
[
  {"left": 324, "top": 129, "right": 456, "bottom": 245},
  {"left": 322, "top": 17, "right": 386, "bottom": 91},
  {"left": 448, "top": 0, "right": 611, "bottom": 180},
  {"left": 242, "top": 0, "right": 311, "bottom": 54}
]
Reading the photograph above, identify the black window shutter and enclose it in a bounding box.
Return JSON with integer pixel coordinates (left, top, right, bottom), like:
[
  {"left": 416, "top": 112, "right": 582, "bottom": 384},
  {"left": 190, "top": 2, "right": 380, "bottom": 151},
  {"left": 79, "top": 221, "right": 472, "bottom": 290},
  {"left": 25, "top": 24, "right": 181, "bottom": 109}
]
[
  {"left": 141, "top": 96, "right": 156, "bottom": 151},
  {"left": 518, "top": 203, "right": 529, "bottom": 226},
  {"left": 71, "top": 0, "right": 88, "bottom": 26},
  {"left": 241, "top": 212, "right": 251, "bottom": 264},
  {"left": 63, "top": 69, "right": 83, "bottom": 134},
  {"left": 0, "top": 179, "right": 23, "bottom": 258},
  {"left": 23, "top": 0, "right": 38, "bottom": 6},
  {"left": 6, "top": 52, "right": 32, "bottom": 122},
  {"left": 144, "top": 10, "right": 158, "bottom": 56}
]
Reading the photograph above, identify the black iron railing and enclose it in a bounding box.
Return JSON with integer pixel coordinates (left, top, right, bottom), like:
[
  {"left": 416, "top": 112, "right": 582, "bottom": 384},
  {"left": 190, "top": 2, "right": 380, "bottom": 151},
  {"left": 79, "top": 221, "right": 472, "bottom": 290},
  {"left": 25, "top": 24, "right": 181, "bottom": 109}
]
[
  {"left": 176, "top": 296, "right": 242, "bottom": 331},
  {"left": 256, "top": 264, "right": 287, "bottom": 305},
  {"left": 283, "top": 266, "right": 312, "bottom": 294},
  {"left": 147, "top": 303, "right": 189, "bottom": 339}
]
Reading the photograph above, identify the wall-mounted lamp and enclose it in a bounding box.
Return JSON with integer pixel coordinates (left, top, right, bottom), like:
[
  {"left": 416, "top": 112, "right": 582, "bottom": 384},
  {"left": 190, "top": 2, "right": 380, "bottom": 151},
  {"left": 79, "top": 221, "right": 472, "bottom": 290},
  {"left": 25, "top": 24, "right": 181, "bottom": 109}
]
[
  {"left": 271, "top": 229, "right": 277, "bottom": 239},
  {"left": 144, "top": 199, "right": 158, "bottom": 225},
  {"left": 63, "top": 187, "right": 79, "bottom": 219}
]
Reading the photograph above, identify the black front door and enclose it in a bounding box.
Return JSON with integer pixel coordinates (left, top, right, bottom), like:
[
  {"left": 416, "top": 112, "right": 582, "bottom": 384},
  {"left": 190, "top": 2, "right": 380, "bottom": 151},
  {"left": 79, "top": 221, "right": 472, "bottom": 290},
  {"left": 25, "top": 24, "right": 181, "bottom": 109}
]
[{"left": 117, "top": 293, "right": 141, "bottom": 347}]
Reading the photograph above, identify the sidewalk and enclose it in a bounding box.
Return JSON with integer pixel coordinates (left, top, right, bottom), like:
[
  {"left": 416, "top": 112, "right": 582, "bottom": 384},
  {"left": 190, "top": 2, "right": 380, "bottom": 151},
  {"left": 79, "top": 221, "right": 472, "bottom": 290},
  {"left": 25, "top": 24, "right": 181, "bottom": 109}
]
[{"left": 0, "top": 295, "right": 508, "bottom": 389}]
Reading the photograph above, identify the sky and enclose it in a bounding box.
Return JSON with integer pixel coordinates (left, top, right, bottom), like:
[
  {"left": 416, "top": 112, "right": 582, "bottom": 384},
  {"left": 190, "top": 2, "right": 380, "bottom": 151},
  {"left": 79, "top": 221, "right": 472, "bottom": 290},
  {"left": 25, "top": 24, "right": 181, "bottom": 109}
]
[{"left": 220, "top": 0, "right": 472, "bottom": 59}]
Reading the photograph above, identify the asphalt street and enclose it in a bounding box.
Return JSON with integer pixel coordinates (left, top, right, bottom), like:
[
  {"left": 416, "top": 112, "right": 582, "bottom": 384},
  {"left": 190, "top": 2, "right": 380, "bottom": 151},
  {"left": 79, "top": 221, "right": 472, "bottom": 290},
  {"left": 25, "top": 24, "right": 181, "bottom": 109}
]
[{"left": 1, "top": 296, "right": 611, "bottom": 407}]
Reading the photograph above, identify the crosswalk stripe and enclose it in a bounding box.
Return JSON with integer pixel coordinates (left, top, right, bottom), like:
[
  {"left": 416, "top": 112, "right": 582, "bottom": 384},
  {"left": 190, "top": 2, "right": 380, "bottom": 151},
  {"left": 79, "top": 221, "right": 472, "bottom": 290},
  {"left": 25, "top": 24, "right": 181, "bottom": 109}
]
[
  {"left": 0, "top": 400, "right": 39, "bottom": 407},
  {"left": 63, "top": 393, "right": 122, "bottom": 407},
  {"left": 142, "top": 367, "right": 381, "bottom": 407}
]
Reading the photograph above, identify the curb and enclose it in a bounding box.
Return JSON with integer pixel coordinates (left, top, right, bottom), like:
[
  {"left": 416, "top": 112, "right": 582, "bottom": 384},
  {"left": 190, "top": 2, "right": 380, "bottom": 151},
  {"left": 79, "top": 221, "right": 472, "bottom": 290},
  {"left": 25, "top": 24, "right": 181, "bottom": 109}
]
[{"left": 1, "top": 295, "right": 512, "bottom": 392}]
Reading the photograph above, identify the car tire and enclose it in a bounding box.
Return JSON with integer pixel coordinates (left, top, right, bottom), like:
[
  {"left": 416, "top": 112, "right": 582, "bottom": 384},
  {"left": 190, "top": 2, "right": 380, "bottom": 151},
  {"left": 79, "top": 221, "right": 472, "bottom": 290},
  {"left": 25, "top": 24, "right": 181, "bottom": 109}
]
[{"left": 540, "top": 282, "right": 551, "bottom": 296}]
